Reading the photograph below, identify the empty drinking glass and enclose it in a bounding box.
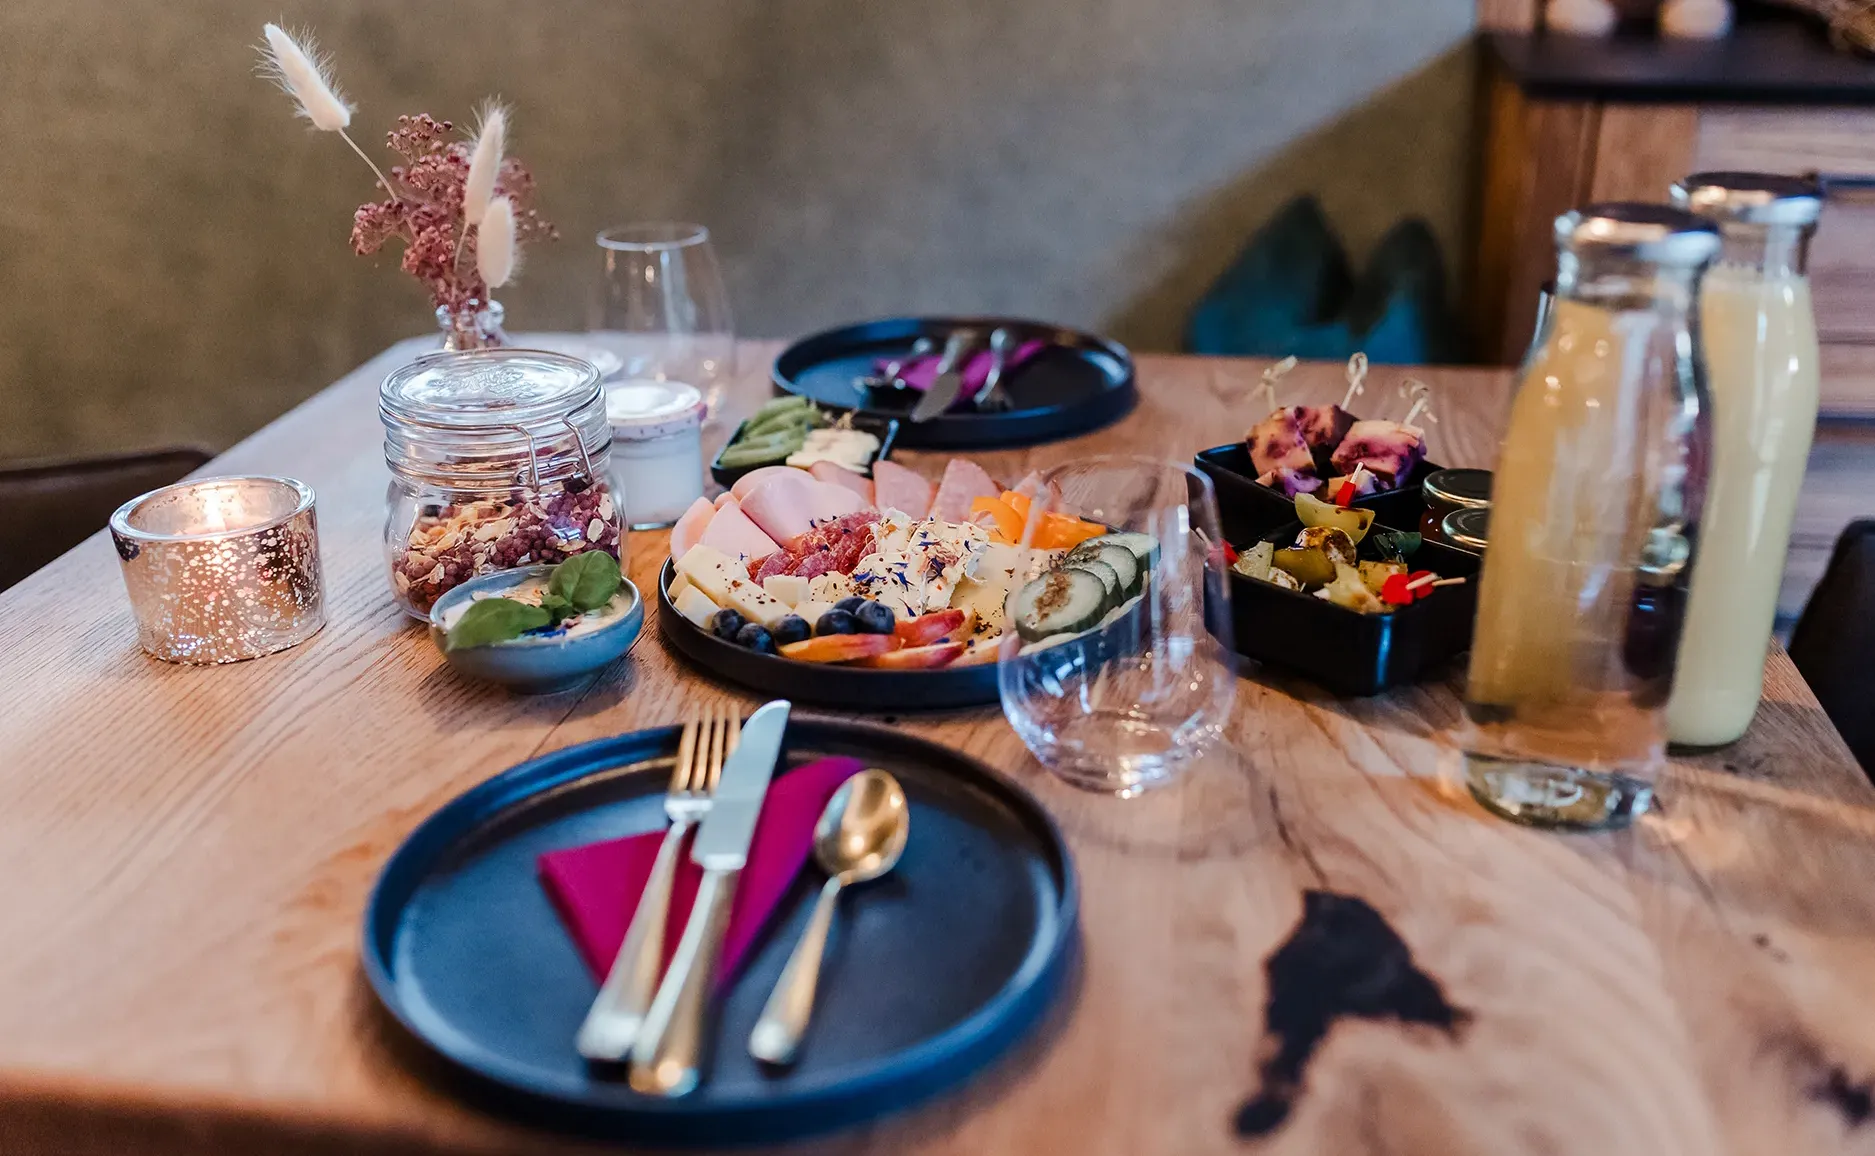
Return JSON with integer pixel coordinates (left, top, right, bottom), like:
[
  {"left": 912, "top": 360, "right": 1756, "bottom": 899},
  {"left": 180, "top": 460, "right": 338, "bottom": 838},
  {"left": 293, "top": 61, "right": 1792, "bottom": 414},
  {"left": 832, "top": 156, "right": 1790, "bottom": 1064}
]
[
  {"left": 997, "top": 457, "right": 1237, "bottom": 796},
  {"left": 589, "top": 224, "right": 736, "bottom": 422}
]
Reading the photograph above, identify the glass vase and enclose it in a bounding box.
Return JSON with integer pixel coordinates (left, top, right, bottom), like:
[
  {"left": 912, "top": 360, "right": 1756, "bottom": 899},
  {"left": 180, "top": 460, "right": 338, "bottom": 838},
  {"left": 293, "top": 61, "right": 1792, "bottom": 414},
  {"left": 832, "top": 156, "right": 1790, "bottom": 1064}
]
[{"left": 436, "top": 299, "right": 510, "bottom": 351}]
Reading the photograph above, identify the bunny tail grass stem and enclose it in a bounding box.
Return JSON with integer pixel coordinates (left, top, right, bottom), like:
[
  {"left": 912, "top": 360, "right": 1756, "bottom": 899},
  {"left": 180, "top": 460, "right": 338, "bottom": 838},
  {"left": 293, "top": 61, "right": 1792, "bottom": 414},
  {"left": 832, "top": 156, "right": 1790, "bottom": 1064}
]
[
  {"left": 456, "top": 102, "right": 507, "bottom": 263},
  {"left": 477, "top": 196, "right": 517, "bottom": 289},
  {"left": 340, "top": 129, "right": 402, "bottom": 203}
]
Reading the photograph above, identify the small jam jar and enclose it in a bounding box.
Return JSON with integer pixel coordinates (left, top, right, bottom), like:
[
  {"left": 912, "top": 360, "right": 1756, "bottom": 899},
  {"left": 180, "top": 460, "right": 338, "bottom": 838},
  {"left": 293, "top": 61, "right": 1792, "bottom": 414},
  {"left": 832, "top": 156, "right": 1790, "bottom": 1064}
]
[
  {"left": 380, "top": 350, "right": 625, "bottom": 618},
  {"left": 1420, "top": 468, "right": 1492, "bottom": 545},
  {"left": 1441, "top": 506, "right": 1489, "bottom": 553},
  {"left": 605, "top": 381, "right": 705, "bottom": 529}
]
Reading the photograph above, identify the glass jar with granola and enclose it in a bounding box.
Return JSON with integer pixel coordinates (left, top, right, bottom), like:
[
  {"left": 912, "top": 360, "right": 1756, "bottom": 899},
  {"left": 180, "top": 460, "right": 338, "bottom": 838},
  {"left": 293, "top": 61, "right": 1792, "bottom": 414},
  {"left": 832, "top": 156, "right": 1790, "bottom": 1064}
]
[{"left": 379, "top": 349, "right": 625, "bottom": 617}]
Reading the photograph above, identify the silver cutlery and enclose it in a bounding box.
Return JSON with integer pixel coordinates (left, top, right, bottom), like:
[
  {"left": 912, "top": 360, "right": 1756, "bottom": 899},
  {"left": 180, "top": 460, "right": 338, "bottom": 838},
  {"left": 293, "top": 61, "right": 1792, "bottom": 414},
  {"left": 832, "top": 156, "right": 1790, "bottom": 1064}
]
[
  {"left": 858, "top": 336, "right": 934, "bottom": 393},
  {"left": 909, "top": 329, "right": 977, "bottom": 422},
  {"left": 576, "top": 706, "right": 734, "bottom": 1063},
  {"left": 975, "top": 327, "right": 1018, "bottom": 413},
  {"left": 629, "top": 699, "right": 792, "bottom": 1097},
  {"left": 748, "top": 769, "right": 909, "bottom": 1066}
]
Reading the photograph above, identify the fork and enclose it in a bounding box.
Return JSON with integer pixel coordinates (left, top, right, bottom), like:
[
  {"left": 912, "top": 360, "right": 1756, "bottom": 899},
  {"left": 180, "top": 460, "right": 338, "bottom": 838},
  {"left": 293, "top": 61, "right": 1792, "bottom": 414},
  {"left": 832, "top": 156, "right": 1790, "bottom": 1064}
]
[
  {"left": 576, "top": 705, "right": 738, "bottom": 1062},
  {"left": 975, "top": 327, "right": 1018, "bottom": 413}
]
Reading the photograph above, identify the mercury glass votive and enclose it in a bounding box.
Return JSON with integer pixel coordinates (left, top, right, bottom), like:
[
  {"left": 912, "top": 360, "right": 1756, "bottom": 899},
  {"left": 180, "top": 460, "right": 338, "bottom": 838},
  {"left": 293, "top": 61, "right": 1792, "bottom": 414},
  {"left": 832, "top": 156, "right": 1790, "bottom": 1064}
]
[{"left": 109, "top": 476, "right": 326, "bottom": 663}]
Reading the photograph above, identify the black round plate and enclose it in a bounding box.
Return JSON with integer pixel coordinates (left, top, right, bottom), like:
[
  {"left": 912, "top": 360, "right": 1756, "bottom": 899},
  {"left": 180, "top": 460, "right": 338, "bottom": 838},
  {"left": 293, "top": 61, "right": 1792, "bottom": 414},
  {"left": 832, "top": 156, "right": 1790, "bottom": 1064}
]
[
  {"left": 656, "top": 560, "right": 1001, "bottom": 710},
  {"left": 773, "top": 316, "right": 1136, "bottom": 450},
  {"left": 362, "top": 718, "right": 1078, "bottom": 1146}
]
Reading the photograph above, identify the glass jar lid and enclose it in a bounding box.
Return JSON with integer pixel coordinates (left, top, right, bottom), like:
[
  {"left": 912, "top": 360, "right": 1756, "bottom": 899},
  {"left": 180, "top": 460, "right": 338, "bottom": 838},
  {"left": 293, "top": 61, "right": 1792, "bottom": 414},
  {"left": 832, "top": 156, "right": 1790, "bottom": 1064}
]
[
  {"left": 1422, "top": 468, "right": 1492, "bottom": 511},
  {"left": 380, "top": 349, "right": 601, "bottom": 430},
  {"left": 1441, "top": 506, "right": 1489, "bottom": 553},
  {"left": 606, "top": 381, "right": 704, "bottom": 440},
  {"left": 1555, "top": 203, "right": 1719, "bottom": 267},
  {"left": 1671, "top": 172, "right": 1823, "bottom": 229}
]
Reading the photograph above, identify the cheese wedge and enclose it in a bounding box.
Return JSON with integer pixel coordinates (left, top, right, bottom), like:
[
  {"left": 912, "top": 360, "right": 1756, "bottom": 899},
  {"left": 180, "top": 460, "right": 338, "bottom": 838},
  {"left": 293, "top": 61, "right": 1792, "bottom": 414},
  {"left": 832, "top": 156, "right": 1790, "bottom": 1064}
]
[
  {"left": 669, "top": 569, "right": 694, "bottom": 600},
  {"left": 722, "top": 577, "right": 791, "bottom": 628},
  {"left": 807, "top": 572, "right": 856, "bottom": 603},
  {"left": 763, "top": 574, "right": 810, "bottom": 608},
  {"left": 794, "top": 600, "right": 836, "bottom": 629},
  {"left": 674, "top": 544, "right": 750, "bottom": 605},
  {"left": 672, "top": 585, "right": 721, "bottom": 629}
]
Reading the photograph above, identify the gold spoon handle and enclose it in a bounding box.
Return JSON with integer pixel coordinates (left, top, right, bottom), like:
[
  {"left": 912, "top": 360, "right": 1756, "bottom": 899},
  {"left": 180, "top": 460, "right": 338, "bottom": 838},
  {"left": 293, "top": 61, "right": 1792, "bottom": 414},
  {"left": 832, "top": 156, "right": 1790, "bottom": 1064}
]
[{"left": 748, "top": 875, "right": 843, "bottom": 1066}]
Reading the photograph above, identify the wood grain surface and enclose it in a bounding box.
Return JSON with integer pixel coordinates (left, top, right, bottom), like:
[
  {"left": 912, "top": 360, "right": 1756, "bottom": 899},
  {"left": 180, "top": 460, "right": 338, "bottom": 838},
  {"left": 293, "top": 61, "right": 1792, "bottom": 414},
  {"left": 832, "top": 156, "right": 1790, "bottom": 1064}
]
[{"left": 0, "top": 340, "right": 1871, "bottom": 1156}]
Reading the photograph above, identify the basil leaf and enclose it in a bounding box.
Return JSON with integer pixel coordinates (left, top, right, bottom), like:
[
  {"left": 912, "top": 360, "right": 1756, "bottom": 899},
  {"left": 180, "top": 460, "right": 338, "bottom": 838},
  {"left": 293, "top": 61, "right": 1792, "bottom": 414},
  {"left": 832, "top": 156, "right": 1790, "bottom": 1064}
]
[
  {"left": 550, "top": 550, "right": 622, "bottom": 612},
  {"left": 446, "top": 597, "right": 552, "bottom": 650},
  {"left": 1365, "top": 528, "right": 1422, "bottom": 562}
]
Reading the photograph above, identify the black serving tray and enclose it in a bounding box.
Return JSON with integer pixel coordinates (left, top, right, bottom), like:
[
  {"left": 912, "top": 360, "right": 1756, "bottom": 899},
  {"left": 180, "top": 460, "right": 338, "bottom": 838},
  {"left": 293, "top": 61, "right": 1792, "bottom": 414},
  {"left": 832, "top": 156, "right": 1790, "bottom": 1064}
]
[
  {"left": 1195, "top": 442, "right": 1440, "bottom": 543},
  {"left": 656, "top": 560, "right": 1000, "bottom": 710},
  {"left": 1224, "top": 522, "right": 1480, "bottom": 696},
  {"left": 710, "top": 412, "right": 901, "bottom": 489},
  {"left": 361, "top": 718, "right": 1077, "bottom": 1145},
  {"left": 772, "top": 316, "right": 1136, "bottom": 450}
]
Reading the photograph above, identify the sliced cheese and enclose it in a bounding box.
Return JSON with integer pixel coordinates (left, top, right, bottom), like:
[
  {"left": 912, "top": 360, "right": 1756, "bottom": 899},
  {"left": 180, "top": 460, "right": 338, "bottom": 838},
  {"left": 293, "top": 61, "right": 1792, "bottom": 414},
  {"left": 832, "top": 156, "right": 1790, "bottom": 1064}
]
[
  {"left": 762, "top": 574, "right": 810, "bottom": 608},
  {"left": 669, "top": 569, "right": 693, "bottom": 600},
  {"left": 794, "top": 600, "right": 836, "bottom": 628},
  {"left": 723, "top": 577, "right": 791, "bottom": 628},
  {"left": 674, "top": 544, "right": 749, "bottom": 605},
  {"left": 807, "top": 572, "right": 856, "bottom": 603},
  {"left": 672, "top": 585, "right": 721, "bottom": 629}
]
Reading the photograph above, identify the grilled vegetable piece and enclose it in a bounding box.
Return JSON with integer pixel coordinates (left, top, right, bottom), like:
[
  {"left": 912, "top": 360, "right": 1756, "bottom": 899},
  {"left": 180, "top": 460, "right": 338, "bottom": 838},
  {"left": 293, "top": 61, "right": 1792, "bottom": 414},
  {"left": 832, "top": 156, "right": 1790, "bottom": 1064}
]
[
  {"left": 1009, "top": 568, "right": 1109, "bottom": 642},
  {"left": 1295, "top": 492, "right": 1375, "bottom": 544}
]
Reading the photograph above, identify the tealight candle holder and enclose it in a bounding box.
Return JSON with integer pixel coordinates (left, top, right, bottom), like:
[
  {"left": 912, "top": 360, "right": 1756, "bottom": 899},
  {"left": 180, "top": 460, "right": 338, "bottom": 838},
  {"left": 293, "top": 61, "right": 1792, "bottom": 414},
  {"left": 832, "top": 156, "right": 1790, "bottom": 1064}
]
[{"left": 109, "top": 476, "right": 326, "bottom": 664}]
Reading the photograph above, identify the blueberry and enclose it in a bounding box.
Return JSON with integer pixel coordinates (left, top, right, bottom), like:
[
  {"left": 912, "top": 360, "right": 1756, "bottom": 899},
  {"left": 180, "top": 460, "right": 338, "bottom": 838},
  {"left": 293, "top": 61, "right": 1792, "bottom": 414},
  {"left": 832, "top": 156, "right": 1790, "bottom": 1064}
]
[
  {"left": 709, "top": 608, "right": 747, "bottom": 641},
  {"left": 815, "top": 609, "right": 858, "bottom": 635},
  {"left": 833, "top": 596, "right": 866, "bottom": 614},
  {"left": 735, "top": 623, "right": 776, "bottom": 653},
  {"left": 771, "top": 615, "right": 811, "bottom": 647},
  {"left": 853, "top": 601, "right": 897, "bottom": 635}
]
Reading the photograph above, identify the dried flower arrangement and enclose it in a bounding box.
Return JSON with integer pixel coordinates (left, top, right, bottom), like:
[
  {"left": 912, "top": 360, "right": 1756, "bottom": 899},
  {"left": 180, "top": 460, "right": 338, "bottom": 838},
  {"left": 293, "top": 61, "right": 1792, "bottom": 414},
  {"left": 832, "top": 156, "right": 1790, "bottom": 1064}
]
[{"left": 255, "top": 25, "right": 555, "bottom": 327}]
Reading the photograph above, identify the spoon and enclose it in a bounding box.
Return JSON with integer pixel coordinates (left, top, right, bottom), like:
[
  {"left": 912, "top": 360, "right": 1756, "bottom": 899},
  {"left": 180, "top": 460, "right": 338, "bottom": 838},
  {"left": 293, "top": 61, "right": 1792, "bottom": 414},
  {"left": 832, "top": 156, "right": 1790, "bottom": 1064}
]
[{"left": 748, "top": 769, "right": 909, "bottom": 1066}]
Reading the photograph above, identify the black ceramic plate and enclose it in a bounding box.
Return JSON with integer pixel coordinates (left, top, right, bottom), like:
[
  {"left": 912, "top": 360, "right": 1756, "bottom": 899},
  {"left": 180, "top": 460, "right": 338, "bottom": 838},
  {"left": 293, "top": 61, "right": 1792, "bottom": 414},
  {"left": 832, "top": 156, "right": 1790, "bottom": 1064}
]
[
  {"left": 773, "top": 317, "right": 1136, "bottom": 449},
  {"left": 710, "top": 412, "right": 902, "bottom": 489},
  {"left": 657, "top": 560, "right": 1000, "bottom": 710},
  {"left": 1195, "top": 443, "right": 1441, "bottom": 542},
  {"left": 361, "top": 718, "right": 1077, "bottom": 1146},
  {"left": 1223, "top": 523, "right": 1481, "bottom": 696}
]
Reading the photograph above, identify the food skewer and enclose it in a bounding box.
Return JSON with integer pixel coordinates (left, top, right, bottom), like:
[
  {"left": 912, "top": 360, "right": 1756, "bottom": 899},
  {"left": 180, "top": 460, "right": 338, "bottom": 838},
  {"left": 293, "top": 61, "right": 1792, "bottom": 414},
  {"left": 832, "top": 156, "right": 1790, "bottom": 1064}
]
[
  {"left": 1341, "top": 352, "right": 1368, "bottom": 411},
  {"left": 1255, "top": 356, "right": 1297, "bottom": 412}
]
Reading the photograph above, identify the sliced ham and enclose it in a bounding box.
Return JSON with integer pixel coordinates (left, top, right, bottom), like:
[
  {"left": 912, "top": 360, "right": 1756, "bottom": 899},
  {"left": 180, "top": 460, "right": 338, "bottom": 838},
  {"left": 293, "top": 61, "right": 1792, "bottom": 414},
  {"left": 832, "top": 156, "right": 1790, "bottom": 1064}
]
[
  {"left": 871, "top": 460, "right": 933, "bottom": 519},
  {"left": 697, "top": 496, "right": 780, "bottom": 563},
  {"left": 738, "top": 469, "right": 868, "bottom": 545},
  {"left": 713, "top": 492, "right": 738, "bottom": 510},
  {"left": 809, "top": 460, "right": 874, "bottom": 505},
  {"left": 670, "top": 496, "right": 717, "bottom": 560},
  {"left": 730, "top": 465, "right": 803, "bottom": 502},
  {"left": 930, "top": 458, "right": 1001, "bottom": 523}
]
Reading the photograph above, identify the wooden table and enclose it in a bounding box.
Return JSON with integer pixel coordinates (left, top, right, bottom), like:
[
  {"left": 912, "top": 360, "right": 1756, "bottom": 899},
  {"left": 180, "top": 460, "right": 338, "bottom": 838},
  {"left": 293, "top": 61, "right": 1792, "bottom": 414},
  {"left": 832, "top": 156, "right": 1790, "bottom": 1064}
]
[{"left": 2, "top": 339, "right": 1872, "bottom": 1156}]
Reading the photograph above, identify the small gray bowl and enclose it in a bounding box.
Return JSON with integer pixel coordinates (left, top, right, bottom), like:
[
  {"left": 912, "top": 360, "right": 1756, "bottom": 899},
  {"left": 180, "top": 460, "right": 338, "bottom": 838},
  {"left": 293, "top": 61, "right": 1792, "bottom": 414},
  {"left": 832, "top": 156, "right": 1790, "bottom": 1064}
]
[{"left": 428, "top": 564, "right": 644, "bottom": 694}]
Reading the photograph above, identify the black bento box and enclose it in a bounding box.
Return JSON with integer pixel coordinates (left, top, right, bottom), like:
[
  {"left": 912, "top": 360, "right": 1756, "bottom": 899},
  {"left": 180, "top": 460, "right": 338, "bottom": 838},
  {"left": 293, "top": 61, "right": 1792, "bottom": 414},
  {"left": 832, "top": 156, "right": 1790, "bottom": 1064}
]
[
  {"left": 710, "top": 413, "right": 901, "bottom": 488},
  {"left": 1195, "top": 442, "right": 1439, "bottom": 542},
  {"left": 1221, "top": 522, "right": 1481, "bottom": 696}
]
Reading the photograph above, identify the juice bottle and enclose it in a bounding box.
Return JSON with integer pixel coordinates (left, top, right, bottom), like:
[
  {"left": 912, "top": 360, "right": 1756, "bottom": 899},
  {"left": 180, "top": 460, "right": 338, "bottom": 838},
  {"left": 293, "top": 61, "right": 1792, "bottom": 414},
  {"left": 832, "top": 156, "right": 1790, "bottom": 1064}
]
[
  {"left": 1665, "top": 174, "right": 1822, "bottom": 747},
  {"left": 1463, "top": 204, "right": 1718, "bottom": 830}
]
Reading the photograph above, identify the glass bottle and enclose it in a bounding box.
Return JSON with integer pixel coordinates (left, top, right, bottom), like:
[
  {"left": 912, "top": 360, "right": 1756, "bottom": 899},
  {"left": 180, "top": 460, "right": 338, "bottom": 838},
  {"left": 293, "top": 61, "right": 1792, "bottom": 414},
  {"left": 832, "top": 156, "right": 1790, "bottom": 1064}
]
[
  {"left": 379, "top": 349, "right": 625, "bottom": 618},
  {"left": 1462, "top": 204, "right": 1718, "bottom": 830},
  {"left": 436, "top": 298, "right": 510, "bottom": 351},
  {"left": 1665, "top": 173, "right": 1822, "bottom": 747}
]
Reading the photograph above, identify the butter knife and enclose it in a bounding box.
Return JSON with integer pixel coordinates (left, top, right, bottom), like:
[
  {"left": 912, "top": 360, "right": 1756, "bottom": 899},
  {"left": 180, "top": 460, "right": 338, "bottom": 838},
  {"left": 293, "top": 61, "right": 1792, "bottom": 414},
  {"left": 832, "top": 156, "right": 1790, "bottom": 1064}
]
[
  {"left": 628, "top": 699, "right": 791, "bottom": 1097},
  {"left": 909, "top": 329, "right": 977, "bottom": 422}
]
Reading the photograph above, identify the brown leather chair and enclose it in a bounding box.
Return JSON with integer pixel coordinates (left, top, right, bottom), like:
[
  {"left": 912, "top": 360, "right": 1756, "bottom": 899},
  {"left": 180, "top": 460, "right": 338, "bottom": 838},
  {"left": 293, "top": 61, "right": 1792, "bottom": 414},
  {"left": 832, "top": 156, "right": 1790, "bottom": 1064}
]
[
  {"left": 0, "top": 449, "right": 213, "bottom": 592},
  {"left": 1789, "top": 519, "right": 1875, "bottom": 777}
]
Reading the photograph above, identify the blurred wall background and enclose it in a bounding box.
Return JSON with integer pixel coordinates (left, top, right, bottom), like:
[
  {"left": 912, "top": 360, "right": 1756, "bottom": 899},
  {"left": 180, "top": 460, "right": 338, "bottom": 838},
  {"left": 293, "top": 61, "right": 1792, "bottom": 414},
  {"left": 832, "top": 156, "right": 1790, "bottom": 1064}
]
[{"left": 0, "top": 0, "right": 1476, "bottom": 460}]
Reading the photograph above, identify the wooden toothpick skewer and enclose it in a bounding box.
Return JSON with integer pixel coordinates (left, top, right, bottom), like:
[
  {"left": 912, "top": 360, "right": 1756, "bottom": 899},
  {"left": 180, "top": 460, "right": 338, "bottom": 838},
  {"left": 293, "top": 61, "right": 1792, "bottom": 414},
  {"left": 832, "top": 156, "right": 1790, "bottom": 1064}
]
[
  {"left": 1258, "top": 356, "right": 1297, "bottom": 412},
  {"left": 1341, "top": 352, "right": 1368, "bottom": 410},
  {"left": 1400, "top": 378, "right": 1440, "bottom": 430}
]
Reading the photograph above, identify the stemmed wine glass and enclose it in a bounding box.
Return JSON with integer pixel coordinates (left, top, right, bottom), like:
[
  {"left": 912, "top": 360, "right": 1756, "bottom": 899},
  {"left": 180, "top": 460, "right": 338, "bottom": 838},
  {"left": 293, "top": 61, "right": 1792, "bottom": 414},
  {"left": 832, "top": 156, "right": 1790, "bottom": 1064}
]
[
  {"left": 997, "top": 456, "right": 1237, "bottom": 796},
  {"left": 588, "top": 223, "right": 736, "bottom": 422}
]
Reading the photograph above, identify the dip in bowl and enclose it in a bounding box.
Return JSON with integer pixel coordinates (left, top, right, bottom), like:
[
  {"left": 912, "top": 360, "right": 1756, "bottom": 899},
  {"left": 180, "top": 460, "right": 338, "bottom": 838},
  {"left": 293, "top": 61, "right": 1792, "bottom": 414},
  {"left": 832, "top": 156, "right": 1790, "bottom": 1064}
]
[{"left": 428, "top": 563, "right": 644, "bottom": 693}]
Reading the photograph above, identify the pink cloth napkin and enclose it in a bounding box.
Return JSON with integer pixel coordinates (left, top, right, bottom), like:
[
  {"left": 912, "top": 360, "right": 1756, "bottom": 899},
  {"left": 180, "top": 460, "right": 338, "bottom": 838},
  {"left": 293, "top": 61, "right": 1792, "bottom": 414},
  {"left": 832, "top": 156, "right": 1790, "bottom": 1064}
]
[
  {"left": 878, "top": 339, "right": 1047, "bottom": 403},
  {"left": 538, "top": 756, "right": 865, "bottom": 988}
]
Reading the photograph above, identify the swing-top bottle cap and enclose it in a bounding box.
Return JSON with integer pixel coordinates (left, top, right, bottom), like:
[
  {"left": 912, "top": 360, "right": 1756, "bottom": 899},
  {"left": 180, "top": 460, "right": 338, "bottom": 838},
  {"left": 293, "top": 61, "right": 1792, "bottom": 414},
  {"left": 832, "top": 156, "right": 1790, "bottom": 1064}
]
[
  {"left": 1671, "top": 172, "right": 1823, "bottom": 229},
  {"left": 1554, "top": 203, "right": 1720, "bottom": 267}
]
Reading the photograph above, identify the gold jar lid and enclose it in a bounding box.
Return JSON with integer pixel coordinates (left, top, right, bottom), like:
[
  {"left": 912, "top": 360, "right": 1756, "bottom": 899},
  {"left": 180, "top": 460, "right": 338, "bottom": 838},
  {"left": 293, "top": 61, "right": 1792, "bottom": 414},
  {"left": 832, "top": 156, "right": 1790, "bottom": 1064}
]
[
  {"left": 1442, "top": 507, "right": 1489, "bottom": 553},
  {"left": 1422, "top": 468, "right": 1492, "bottom": 513}
]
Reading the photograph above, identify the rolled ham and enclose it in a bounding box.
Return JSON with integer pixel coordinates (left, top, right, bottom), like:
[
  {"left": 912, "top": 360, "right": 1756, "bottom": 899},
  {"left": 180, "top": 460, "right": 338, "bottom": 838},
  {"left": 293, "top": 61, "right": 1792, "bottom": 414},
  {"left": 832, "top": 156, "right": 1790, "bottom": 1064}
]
[
  {"left": 808, "top": 460, "right": 874, "bottom": 505},
  {"left": 737, "top": 469, "right": 868, "bottom": 545},
  {"left": 729, "top": 465, "right": 802, "bottom": 502},
  {"left": 871, "top": 460, "right": 933, "bottom": 519},
  {"left": 930, "top": 458, "right": 1001, "bottom": 523},
  {"left": 697, "top": 495, "right": 781, "bottom": 562},
  {"left": 670, "top": 496, "right": 717, "bottom": 559}
]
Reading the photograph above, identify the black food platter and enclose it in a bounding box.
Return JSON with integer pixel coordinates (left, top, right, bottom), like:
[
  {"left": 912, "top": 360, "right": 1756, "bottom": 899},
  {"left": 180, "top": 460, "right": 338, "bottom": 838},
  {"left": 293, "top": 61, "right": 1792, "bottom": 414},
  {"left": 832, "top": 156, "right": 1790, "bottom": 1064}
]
[
  {"left": 1219, "top": 522, "right": 1481, "bottom": 696},
  {"left": 710, "top": 411, "right": 902, "bottom": 488},
  {"left": 773, "top": 316, "right": 1136, "bottom": 450},
  {"left": 1196, "top": 441, "right": 1439, "bottom": 543},
  {"left": 362, "top": 718, "right": 1078, "bottom": 1146},
  {"left": 656, "top": 560, "right": 1001, "bottom": 710}
]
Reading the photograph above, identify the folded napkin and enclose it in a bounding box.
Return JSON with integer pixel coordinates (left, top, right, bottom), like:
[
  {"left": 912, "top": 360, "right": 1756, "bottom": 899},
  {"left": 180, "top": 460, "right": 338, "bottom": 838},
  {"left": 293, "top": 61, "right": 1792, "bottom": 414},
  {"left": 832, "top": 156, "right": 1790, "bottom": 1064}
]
[
  {"left": 538, "top": 756, "right": 864, "bottom": 988},
  {"left": 876, "top": 339, "right": 1047, "bottom": 403}
]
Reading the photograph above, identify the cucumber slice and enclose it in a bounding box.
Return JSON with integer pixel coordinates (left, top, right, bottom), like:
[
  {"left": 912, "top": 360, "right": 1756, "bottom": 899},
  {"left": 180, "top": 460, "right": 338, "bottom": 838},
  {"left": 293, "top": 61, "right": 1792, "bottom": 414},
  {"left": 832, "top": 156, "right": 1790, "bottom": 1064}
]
[
  {"left": 1084, "top": 543, "right": 1141, "bottom": 599},
  {"left": 1090, "top": 531, "right": 1159, "bottom": 568},
  {"left": 1066, "top": 559, "right": 1121, "bottom": 606},
  {"left": 1010, "top": 569, "right": 1109, "bottom": 642}
]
